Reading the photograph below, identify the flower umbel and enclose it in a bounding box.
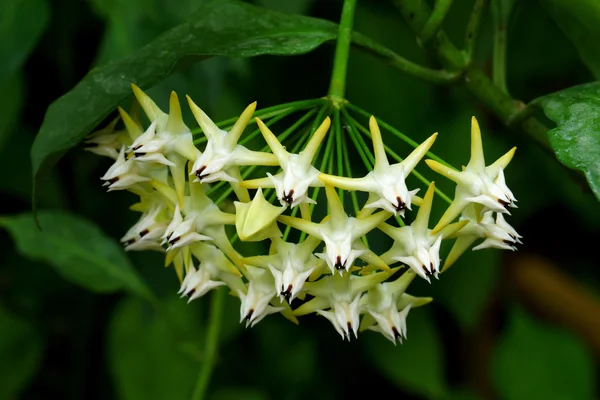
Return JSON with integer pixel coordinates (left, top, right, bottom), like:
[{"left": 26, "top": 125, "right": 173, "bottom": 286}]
[{"left": 89, "top": 86, "right": 520, "bottom": 343}]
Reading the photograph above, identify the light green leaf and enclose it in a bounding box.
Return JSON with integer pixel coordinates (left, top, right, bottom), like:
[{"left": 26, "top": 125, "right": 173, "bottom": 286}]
[
  {"left": 0, "top": 0, "right": 49, "bottom": 79},
  {"left": 0, "top": 211, "right": 151, "bottom": 298},
  {"left": 362, "top": 308, "right": 446, "bottom": 399},
  {"left": 0, "top": 308, "right": 44, "bottom": 400},
  {"left": 30, "top": 0, "right": 339, "bottom": 194},
  {"left": 492, "top": 305, "right": 595, "bottom": 400},
  {"left": 539, "top": 0, "right": 600, "bottom": 79},
  {"left": 108, "top": 295, "right": 203, "bottom": 400},
  {"left": 533, "top": 82, "right": 600, "bottom": 201}
]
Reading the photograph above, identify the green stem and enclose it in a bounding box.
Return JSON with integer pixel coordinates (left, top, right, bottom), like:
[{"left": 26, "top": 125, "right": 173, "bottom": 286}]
[
  {"left": 463, "top": 67, "right": 550, "bottom": 150},
  {"left": 334, "top": 108, "right": 345, "bottom": 206},
  {"left": 464, "top": 0, "right": 486, "bottom": 61},
  {"left": 392, "top": 0, "right": 466, "bottom": 70},
  {"left": 345, "top": 103, "right": 455, "bottom": 169},
  {"left": 340, "top": 113, "right": 369, "bottom": 247},
  {"left": 191, "top": 98, "right": 324, "bottom": 137},
  {"left": 341, "top": 123, "right": 361, "bottom": 215},
  {"left": 342, "top": 112, "right": 373, "bottom": 169},
  {"left": 393, "top": 0, "right": 551, "bottom": 150},
  {"left": 342, "top": 108, "right": 452, "bottom": 204},
  {"left": 352, "top": 34, "right": 460, "bottom": 84},
  {"left": 492, "top": 0, "right": 509, "bottom": 93},
  {"left": 190, "top": 287, "right": 225, "bottom": 400},
  {"left": 420, "top": 0, "right": 453, "bottom": 44},
  {"left": 328, "top": 0, "right": 357, "bottom": 104}
]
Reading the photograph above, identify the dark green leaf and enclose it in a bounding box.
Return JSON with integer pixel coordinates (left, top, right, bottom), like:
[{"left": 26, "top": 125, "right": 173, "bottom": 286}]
[
  {"left": 0, "top": 0, "right": 49, "bottom": 80},
  {"left": 31, "top": 0, "right": 338, "bottom": 194},
  {"left": 88, "top": 0, "right": 210, "bottom": 65},
  {"left": 0, "top": 211, "right": 151, "bottom": 298},
  {"left": 442, "top": 390, "right": 484, "bottom": 400},
  {"left": 254, "top": 317, "right": 319, "bottom": 388},
  {"left": 492, "top": 305, "right": 595, "bottom": 400},
  {"left": 363, "top": 308, "right": 447, "bottom": 399},
  {"left": 257, "top": 0, "right": 314, "bottom": 15},
  {"left": 491, "top": 0, "right": 516, "bottom": 21},
  {"left": 0, "top": 74, "right": 23, "bottom": 152},
  {"left": 108, "top": 295, "right": 203, "bottom": 400},
  {"left": 0, "top": 126, "right": 66, "bottom": 207},
  {"left": 539, "top": 0, "right": 600, "bottom": 79},
  {"left": 434, "top": 249, "right": 499, "bottom": 331},
  {"left": 0, "top": 308, "right": 44, "bottom": 400},
  {"left": 533, "top": 82, "right": 600, "bottom": 201},
  {"left": 210, "top": 388, "right": 267, "bottom": 400}
]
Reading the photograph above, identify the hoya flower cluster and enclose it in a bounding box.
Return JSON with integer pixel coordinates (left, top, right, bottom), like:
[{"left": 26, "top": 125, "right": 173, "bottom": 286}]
[{"left": 86, "top": 85, "right": 521, "bottom": 343}]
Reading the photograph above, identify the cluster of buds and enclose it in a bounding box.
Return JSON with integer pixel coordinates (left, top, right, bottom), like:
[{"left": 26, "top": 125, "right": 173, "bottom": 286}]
[{"left": 86, "top": 85, "right": 521, "bottom": 343}]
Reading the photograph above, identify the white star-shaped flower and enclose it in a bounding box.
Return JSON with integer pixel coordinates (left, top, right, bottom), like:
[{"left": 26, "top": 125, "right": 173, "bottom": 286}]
[
  {"left": 160, "top": 180, "right": 243, "bottom": 270},
  {"left": 319, "top": 116, "right": 437, "bottom": 216},
  {"left": 360, "top": 270, "right": 432, "bottom": 344},
  {"left": 120, "top": 203, "right": 169, "bottom": 251},
  {"left": 244, "top": 236, "right": 323, "bottom": 303},
  {"left": 278, "top": 184, "right": 391, "bottom": 274},
  {"left": 187, "top": 98, "right": 278, "bottom": 184},
  {"left": 237, "top": 266, "right": 283, "bottom": 328},
  {"left": 379, "top": 182, "right": 467, "bottom": 282},
  {"left": 442, "top": 204, "right": 523, "bottom": 271},
  {"left": 84, "top": 116, "right": 127, "bottom": 159},
  {"left": 126, "top": 86, "right": 199, "bottom": 205},
  {"left": 294, "top": 269, "right": 394, "bottom": 341},
  {"left": 178, "top": 243, "right": 245, "bottom": 302},
  {"left": 101, "top": 146, "right": 150, "bottom": 191},
  {"left": 242, "top": 117, "right": 331, "bottom": 208},
  {"left": 426, "top": 117, "right": 517, "bottom": 234}
]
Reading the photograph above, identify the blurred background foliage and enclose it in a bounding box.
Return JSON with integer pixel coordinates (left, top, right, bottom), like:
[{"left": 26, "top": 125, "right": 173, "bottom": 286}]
[{"left": 1, "top": 0, "right": 599, "bottom": 399}]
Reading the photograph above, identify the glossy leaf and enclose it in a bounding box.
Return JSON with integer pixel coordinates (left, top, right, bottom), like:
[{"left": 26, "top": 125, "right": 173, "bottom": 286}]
[
  {"left": 533, "top": 82, "right": 600, "bottom": 201},
  {"left": 0, "top": 0, "right": 49, "bottom": 79},
  {"left": 0, "top": 211, "right": 151, "bottom": 298},
  {"left": 492, "top": 305, "right": 595, "bottom": 400},
  {"left": 0, "top": 308, "right": 44, "bottom": 400},
  {"left": 108, "top": 296, "right": 203, "bottom": 400},
  {"left": 30, "top": 0, "right": 338, "bottom": 193},
  {"left": 362, "top": 308, "right": 446, "bottom": 399},
  {"left": 539, "top": 0, "right": 600, "bottom": 79}
]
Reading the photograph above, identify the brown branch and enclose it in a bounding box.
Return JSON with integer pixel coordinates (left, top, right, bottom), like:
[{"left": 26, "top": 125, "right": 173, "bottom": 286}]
[{"left": 506, "top": 253, "right": 600, "bottom": 357}]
